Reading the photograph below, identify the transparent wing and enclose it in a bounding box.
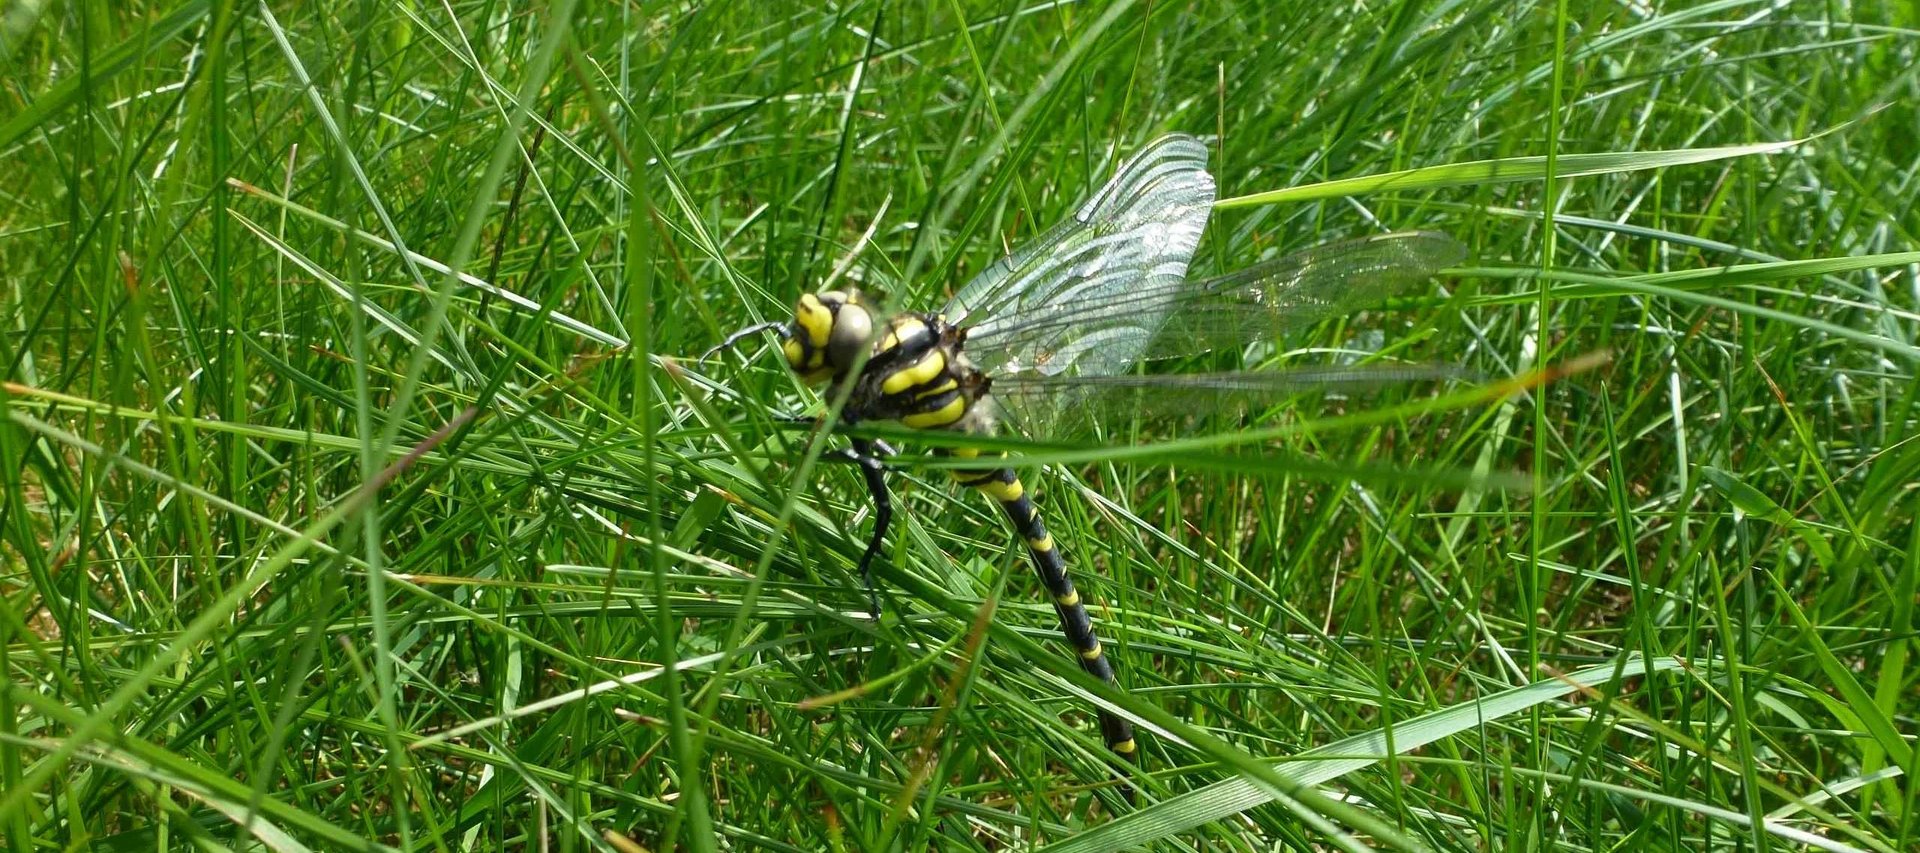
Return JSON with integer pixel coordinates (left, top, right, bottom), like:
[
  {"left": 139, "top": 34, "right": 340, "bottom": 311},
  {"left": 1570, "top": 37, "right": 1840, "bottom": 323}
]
[
  {"left": 966, "top": 231, "right": 1469, "bottom": 367},
  {"left": 944, "top": 134, "right": 1216, "bottom": 379},
  {"left": 988, "top": 364, "right": 1468, "bottom": 436},
  {"left": 1149, "top": 231, "right": 1468, "bottom": 358},
  {"left": 974, "top": 231, "right": 1468, "bottom": 434}
]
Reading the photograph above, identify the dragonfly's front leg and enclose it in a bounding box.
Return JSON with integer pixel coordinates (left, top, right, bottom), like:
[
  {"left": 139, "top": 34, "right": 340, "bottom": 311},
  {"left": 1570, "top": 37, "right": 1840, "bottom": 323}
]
[
  {"left": 774, "top": 413, "right": 895, "bottom": 450},
  {"left": 823, "top": 436, "right": 892, "bottom": 619},
  {"left": 842, "top": 438, "right": 890, "bottom": 619},
  {"left": 777, "top": 413, "right": 896, "bottom": 618}
]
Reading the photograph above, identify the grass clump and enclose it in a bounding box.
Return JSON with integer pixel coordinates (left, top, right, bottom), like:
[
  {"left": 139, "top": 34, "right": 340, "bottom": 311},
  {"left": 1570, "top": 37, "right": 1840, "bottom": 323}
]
[{"left": 3, "top": 2, "right": 1917, "bottom": 850}]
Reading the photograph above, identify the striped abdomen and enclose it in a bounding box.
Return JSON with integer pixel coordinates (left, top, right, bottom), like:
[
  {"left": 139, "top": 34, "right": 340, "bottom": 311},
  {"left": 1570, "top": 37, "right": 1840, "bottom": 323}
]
[{"left": 946, "top": 448, "right": 1138, "bottom": 767}]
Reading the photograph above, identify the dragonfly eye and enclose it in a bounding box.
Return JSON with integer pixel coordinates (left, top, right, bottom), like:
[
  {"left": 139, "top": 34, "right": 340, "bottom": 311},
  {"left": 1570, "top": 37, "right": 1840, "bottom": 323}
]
[{"left": 825, "top": 299, "right": 874, "bottom": 370}]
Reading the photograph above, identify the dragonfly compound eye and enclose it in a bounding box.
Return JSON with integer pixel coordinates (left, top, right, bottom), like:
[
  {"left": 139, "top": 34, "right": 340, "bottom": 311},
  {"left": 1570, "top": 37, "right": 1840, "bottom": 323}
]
[{"left": 823, "top": 294, "right": 874, "bottom": 372}]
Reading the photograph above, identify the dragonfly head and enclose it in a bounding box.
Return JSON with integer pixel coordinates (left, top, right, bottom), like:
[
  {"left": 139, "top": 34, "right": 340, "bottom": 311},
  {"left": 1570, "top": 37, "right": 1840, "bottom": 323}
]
[{"left": 781, "top": 289, "right": 874, "bottom": 384}]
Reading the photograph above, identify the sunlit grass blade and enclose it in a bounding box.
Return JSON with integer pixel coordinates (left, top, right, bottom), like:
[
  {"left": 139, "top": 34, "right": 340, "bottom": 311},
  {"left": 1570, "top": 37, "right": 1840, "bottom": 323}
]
[
  {"left": 1218, "top": 137, "right": 1821, "bottom": 208},
  {"left": 7, "top": 2, "right": 1913, "bottom": 849},
  {"left": 1039, "top": 656, "right": 1688, "bottom": 853}
]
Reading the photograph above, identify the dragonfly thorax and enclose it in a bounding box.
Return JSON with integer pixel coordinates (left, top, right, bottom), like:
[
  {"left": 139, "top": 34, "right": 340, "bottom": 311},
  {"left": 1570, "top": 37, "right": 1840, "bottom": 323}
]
[{"left": 779, "top": 289, "right": 990, "bottom": 432}]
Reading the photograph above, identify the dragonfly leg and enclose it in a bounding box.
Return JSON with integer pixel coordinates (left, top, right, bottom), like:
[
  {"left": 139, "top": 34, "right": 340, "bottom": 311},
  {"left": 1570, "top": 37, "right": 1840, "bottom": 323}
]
[
  {"left": 697, "top": 320, "right": 786, "bottom": 363},
  {"left": 819, "top": 438, "right": 899, "bottom": 465},
  {"left": 775, "top": 416, "right": 901, "bottom": 457},
  {"left": 843, "top": 437, "right": 891, "bottom": 620}
]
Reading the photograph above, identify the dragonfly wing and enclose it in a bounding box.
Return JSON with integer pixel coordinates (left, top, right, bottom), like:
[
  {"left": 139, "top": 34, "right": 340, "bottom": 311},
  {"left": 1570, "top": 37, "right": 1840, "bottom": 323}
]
[
  {"left": 968, "top": 231, "right": 1466, "bottom": 369},
  {"left": 945, "top": 134, "right": 1216, "bottom": 379},
  {"left": 1147, "top": 230, "right": 1468, "bottom": 359},
  {"left": 989, "top": 364, "right": 1467, "bottom": 435}
]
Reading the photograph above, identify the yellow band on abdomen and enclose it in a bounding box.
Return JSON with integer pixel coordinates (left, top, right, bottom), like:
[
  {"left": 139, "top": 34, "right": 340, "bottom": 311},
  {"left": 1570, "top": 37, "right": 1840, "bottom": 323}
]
[{"left": 976, "top": 477, "right": 1024, "bottom": 502}]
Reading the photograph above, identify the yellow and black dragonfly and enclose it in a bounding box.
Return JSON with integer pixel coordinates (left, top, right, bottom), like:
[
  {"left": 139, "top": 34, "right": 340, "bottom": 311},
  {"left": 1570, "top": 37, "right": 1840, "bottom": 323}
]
[{"left": 703, "top": 133, "right": 1465, "bottom": 794}]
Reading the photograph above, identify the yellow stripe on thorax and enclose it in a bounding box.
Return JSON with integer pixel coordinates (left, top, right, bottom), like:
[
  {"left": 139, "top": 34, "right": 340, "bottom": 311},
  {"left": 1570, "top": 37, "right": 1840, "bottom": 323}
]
[
  {"left": 879, "top": 316, "right": 926, "bottom": 352},
  {"left": 915, "top": 378, "right": 958, "bottom": 400},
  {"left": 901, "top": 395, "right": 968, "bottom": 429},
  {"left": 880, "top": 349, "right": 946, "bottom": 395}
]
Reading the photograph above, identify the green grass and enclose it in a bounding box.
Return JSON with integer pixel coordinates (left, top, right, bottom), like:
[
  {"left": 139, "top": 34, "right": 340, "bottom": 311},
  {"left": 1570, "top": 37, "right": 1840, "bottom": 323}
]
[{"left": 4, "top": 1, "right": 1919, "bottom": 850}]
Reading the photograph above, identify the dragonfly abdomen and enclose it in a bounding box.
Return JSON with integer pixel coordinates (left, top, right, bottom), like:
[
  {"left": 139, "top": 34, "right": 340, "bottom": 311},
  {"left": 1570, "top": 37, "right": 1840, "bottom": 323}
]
[{"left": 944, "top": 447, "right": 1140, "bottom": 766}]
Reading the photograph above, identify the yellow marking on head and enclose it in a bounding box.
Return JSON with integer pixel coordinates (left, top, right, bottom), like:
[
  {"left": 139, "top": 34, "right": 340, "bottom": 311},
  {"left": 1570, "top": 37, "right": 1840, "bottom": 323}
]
[
  {"left": 781, "top": 338, "right": 805, "bottom": 370},
  {"left": 976, "top": 477, "right": 1024, "bottom": 502},
  {"left": 1079, "top": 641, "right": 1103, "bottom": 660},
  {"left": 880, "top": 349, "right": 947, "bottom": 395},
  {"left": 1054, "top": 589, "right": 1079, "bottom": 607},
  {"left": 1111, "top": 739, "right": 1137, "bottom": 754},
  {"left": 1028, "top": 534, "right": 1054, "bottom": 552},
  {"left": 902, "top": 395, "right": 967, "bottom": 429},
  {"left": 794, "top": 294, "right": 833, "bottom": 346},
  {"left": 950, "top": 446, "right": 981, "bottom": 459}
]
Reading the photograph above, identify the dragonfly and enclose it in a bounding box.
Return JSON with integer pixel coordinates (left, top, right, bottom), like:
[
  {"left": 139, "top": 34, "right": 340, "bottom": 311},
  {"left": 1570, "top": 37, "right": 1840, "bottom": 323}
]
[{"left": 703, "top": 133, "right": 1466, "bottom": 797}]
